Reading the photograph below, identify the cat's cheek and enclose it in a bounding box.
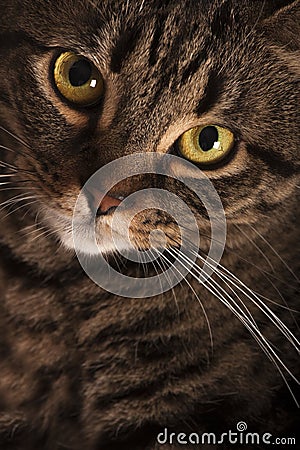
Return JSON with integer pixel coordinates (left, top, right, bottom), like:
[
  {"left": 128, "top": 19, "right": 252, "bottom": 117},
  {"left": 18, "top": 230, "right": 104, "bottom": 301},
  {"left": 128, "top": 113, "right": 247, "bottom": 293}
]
[
  {"left": 54, "top": 214, "right": 130, "bottom": 257},
  {"left": 201, "top": 141, "right": 249, "bottom": 180}
]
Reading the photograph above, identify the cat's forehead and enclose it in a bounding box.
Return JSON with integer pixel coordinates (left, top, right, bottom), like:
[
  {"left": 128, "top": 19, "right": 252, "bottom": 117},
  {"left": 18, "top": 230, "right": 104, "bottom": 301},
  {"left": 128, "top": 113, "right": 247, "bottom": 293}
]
[
  {"left": 4, "top": 0, "right": 267, "bottom": 81},
  {"left": 3, "top": 0, "right": 277, "bottom": 55},
  {"left": 14, "top": 0, "right": 210, "bottom": 48}
]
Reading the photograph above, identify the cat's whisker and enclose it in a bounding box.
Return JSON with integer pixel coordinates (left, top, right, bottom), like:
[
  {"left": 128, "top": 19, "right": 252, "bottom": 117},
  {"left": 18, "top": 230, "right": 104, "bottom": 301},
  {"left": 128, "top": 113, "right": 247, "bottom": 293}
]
[
  {"left": 21, "top": 222, "right": 40, "bottom": 232},
  {"left": 0, "top": 176, "right": 36, "bottom": 189},
  {"left": 113, "top": 249, "right": 128, "bottom": 274},
  {"left": 158, "top": 250, "right": 214, "bottom": 354},
  {"left": 0, "top": 125, "right": 31, "bottom": 151},
  {"left": 28, "top": 220, "right": 71, "bottom": 244},
  {"left": 168, "top": 222, "right": 298, "bottom": 322},
  {"left": 166, "top": 243, "right": 299, "bottom": 372},
  {"left": 193, "top": 250, "right": 300, "bottom": 353},
  {"left": 0, "top": 191, "right": 41, "bottom": 221},
  {"left": 29, "top": 229, "right": 56, "bottom": 244},
  {"left": 20, "top": 213, "right": 45, "bottom": 236},
  {"left": 165, "top": 248, "right": 269, "bottom": 350},
  {"left": 29, "top": 226, "right": 61, "bottom": 243},
  {"left": 199, "top": 228, "right": 299, "bottom": 314},
  {"left": 110, "top": 251, "right": 124, "bottom": 274},
  {"left": 148, "top": 248, "right": 173, "bottom": 308},
  {"left": 189, "top": 225, "right": 298, "bottom": 290},
  {"left": 247, "top": 223, "right": 300, "bottom": 283},
  {"left": 168, "top": 227, "right": 299, "bottom": 347},
  {"left": 139, "top": 247, "right": 152, "bottom": 278},
  {"left": 0, "top": 143, "right": 39, "bottom": 165},
  {"left": 0, "top": 161, "right": 18, "bottom": 172},
  {"left": 233, "top": 221, "right": 300, "bottom": 329},
  {"left": 0, "top": 186, "right": 36, "bottom": 195},
  {"left": 0, "top": 193, "right": 33, "bottom": 210},
  {"left": 0, "top": 192, "right": 36, "bottom": 209},
  {"left": 21, "top": 224, "right": 48, "bottom": 239},
  {"left": 234, "top": 223, "right": 275, "bottom": 273},
  {"left": 0, "top": 173, "right": 18, "bottom": 178},
  {"left": 251, "top": 292, "right": 299, "bottom": 314},
  {"left": 167, "top": 246, "right": 258, "bottom": 329},
  {"left": 0, "top": 160, "right": 35, "bottom": 176},
  {"left": 164, "top": 247, "right": 299, "bottom": 404},
  {"left": 0, "top": 199, "right": 40, "bottom": 221},
  {"left": 152, "top": 247, "right": 185, "bottom": 319},
  {"left": 0, "top": 186, "right": 37, "bottom": 197}
]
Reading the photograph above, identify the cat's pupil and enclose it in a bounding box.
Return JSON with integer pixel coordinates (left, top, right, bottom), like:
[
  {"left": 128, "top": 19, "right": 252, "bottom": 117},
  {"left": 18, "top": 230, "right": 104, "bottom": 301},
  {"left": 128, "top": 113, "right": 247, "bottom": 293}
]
[
  {"left": 69, "top": 60, "right": 92, "bottom": 87},
  {"left": 199, "top": 126, "right": 219, "bottom": 151}
]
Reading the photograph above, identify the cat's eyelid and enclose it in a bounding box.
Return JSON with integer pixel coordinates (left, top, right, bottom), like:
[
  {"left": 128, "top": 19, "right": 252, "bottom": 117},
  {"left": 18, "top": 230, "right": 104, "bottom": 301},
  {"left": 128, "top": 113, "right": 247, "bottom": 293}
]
[{"left": 51, "top": 47, "right": 93, "bottom": 63}]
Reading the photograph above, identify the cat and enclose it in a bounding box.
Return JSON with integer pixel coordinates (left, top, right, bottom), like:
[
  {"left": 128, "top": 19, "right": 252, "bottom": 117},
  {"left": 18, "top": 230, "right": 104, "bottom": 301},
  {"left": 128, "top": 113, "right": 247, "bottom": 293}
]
[{"left": 0, "top": 0, "right": 299, "bottom": 449}]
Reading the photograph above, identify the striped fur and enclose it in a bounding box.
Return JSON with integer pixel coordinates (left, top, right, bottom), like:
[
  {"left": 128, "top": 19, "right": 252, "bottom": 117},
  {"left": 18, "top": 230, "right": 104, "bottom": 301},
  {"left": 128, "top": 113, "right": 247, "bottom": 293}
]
[{"left": 0, "top": 1, "right": 299, "bottom": 449}]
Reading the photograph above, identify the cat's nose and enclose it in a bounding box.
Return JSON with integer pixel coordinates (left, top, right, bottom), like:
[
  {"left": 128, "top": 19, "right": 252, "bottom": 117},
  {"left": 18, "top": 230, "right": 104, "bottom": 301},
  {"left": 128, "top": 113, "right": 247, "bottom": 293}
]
[
  {"left": 86, "top": 186, "right": 122, "bottom": 215},
  {"left": 97, "top": 194, "right": 122, "bottom": 215}
]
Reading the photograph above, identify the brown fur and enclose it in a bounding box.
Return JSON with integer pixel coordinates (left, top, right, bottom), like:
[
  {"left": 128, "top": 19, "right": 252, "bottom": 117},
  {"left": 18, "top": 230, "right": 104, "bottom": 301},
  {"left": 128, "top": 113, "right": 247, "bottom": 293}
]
[{"left": 0, "top": 1, "right": 299, "bottom": 449}]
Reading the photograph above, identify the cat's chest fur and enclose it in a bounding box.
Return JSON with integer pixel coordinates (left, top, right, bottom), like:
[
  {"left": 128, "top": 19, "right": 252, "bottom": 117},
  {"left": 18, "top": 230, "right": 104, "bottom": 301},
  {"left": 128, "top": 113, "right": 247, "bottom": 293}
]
[{"left": 0, "top": 222, "right": 298, "bottom": 449}]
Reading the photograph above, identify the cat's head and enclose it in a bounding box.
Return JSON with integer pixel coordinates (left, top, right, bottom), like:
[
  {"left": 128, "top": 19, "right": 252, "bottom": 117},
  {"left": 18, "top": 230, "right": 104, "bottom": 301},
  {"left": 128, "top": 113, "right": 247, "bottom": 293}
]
[{"left": 0, "top": 0, "right": 299, "bottom": 261}]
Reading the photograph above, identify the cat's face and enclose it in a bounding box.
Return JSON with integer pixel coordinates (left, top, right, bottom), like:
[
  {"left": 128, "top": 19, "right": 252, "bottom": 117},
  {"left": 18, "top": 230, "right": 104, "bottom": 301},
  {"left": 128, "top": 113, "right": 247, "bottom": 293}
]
[
  {"left": 0, "top": 0, "right": 299, "bottom": 259},
  {"left": 0, "top": 1, "right": 299, "bottom": 444}
]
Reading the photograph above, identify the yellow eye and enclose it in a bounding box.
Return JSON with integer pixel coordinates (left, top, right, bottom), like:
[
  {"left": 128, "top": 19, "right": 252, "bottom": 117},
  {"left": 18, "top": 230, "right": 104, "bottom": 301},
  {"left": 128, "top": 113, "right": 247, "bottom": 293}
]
[
  {"left": 53, "top": 52, "right": 104, "bottom": 106},
  {"left": 178, "top": 125, "right": 234, "bottom": 165}
]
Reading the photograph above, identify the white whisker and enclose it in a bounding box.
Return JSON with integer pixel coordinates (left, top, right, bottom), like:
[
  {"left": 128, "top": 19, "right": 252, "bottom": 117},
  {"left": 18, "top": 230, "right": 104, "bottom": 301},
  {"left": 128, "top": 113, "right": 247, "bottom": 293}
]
[
  {"left": 163, "top": 246, "right": 299, "bottom": 405},
  {"left": 1, "top": 199, "right": 40, "bottom": 221},
  {"left": 159, "top": 250, "right": 214, "bottom": 354},
  {"left": 193, "top": 250, "right": 300, "bottom": 353},
  {"left": 248, "top": 223, "right": 300, "bottom": 283},
  {"left": 0, "top": 126, "right": 31, "bottom": 150},
  {"left": 234, "top": 223, "right": 275, "bottom": 273}
]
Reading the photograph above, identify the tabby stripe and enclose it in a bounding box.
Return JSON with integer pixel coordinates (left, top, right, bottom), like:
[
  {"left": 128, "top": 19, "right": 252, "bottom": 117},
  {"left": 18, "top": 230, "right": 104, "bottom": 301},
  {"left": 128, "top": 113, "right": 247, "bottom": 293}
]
[
  {"left": 211, "top": 166, "right": 258, "bottom": 186},
  {"left": 195, "top": 70, "right": 225, "bottom": 116},
  {"left": 210, "top": 0, "right": 235, "bottom": 39},
  {"left": 10, "top": 313, "right": 59, "bottom": 334},
  {"left": 148, "top": 34, "right": 183, "bottom": 107},
  {"left": 256, "top": 198, "right": 285, "bottom": 213},
  {"left": 92, "top": 358, "right": 230, "bottom": 411},
  {"left": 110, "top": 26, "right": 143, "bottom": 73},
  {"left": 0, "top": 30, "right": 51, "bottom": 51},
  {"left": 0, "top": 93, "right": 12, "bottom": 107},
  {"left": 0, "top": 241, "right": 83, "bottom": 287},
  {"left": 247, "top": 145, "right": 298, "bottom": 178},
  {"left": 148, "top": 14, "right": 168, "bottom": 67},
  {"left": 180, "top": 48, "right": 208, "bottom": 85}
]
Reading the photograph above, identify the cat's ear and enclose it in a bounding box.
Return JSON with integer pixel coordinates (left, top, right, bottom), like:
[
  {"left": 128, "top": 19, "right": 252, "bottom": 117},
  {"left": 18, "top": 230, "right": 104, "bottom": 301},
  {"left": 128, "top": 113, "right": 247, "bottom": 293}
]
[{"left": 260, "top": 0, "right": 300, "bottom": 50}]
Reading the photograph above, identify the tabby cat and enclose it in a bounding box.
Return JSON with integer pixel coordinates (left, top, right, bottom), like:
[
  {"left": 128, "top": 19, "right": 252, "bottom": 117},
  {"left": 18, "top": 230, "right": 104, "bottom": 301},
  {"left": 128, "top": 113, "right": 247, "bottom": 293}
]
[{"left": 0, "top": 1, "right": 299, "bottom": 449}]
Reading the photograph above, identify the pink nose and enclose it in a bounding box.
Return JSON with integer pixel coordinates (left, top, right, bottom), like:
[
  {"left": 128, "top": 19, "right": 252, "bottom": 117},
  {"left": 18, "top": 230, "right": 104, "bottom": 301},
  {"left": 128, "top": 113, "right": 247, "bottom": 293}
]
[
  {"left": 98, "top": 194, "right": 121, "bottom": 214},
  {"left": 87, "top": 186, "right": 122, "bottom": 215}
]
